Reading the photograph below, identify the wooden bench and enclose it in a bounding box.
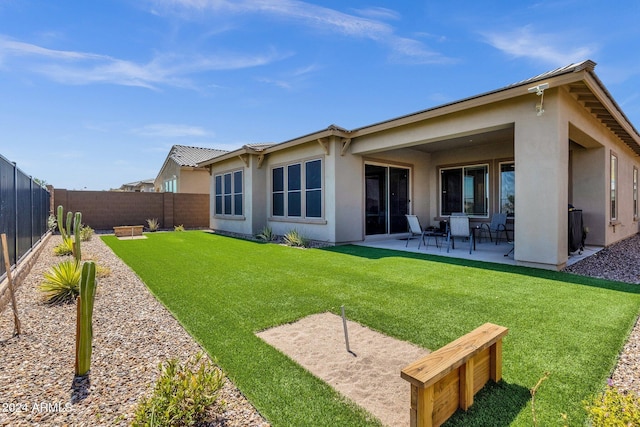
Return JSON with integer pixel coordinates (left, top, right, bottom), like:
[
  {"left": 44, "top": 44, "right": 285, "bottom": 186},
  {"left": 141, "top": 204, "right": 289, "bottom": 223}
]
[
  {"left": 113, "top": 225, "right": 144, "bottom": 238},
  {"left": 401, "top": 323, "right": 508, "bottom": 427}
]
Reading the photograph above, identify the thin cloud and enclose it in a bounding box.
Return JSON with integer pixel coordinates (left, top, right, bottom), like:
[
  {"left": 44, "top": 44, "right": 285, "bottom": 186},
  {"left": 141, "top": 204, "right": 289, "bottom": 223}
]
[
  {"left": 351, "top": 7, "right": 401, "bottom": 21},
  {"left": 151, "top": 0, "right": 453, "bottom": 64},
  {"left": 132, "top": 123, "right": 213, "bottom": 138},
  {"left": 481, "top": 26, "right": 597, "bottom": 66},
  {"left": 0, "top": 35, "right": 287, "bottom": 89}
]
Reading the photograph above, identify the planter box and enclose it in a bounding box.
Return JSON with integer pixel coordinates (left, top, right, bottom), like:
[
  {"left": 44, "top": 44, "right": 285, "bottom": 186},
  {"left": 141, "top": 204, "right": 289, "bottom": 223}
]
[{"left": 113, "top": 225, "right": 144, "bottom": 238}]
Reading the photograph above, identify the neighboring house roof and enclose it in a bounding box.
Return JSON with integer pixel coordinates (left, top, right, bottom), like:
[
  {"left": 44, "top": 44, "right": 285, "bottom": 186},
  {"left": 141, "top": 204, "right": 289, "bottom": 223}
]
[
  {"left": 119, "top": 178, "right": 155, "bottom": 191},
  {"left": 169, "top": 145, "right": 228, "bottom": 167},
  {"left": 199, "top": 60, "right": 640, "bottom": 166}
]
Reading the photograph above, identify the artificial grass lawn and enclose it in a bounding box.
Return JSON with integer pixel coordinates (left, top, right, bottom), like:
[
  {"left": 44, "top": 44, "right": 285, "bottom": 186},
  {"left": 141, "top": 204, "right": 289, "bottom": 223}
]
[{"left": 103, "top": 231, "right": 640, "bottom": 426}]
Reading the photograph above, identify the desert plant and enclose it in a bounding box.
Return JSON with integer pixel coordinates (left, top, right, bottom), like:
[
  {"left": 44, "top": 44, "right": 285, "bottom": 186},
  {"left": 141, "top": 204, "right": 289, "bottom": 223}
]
[
  {"left": 47, "top": 214, "right": 57, "bottom": 231},
  {"left": 80, "top": 224, "right": 94, "bottom": 242},
  {"left": 256, "top": 226, "right": 276, "bottom": 242},
  {"left": 53, "top": 238, "right": 74, "bottom": 256},
  {"left": 75, "top": 261, "right": 97, "bottom": 376},
  {"left": 132, "top": 353, "right": 224, "bottom": 427},
  {"left": 585, "top": 385, "right": 640, "bottom": 426},
  {"left": 283, "top": 229, "right": 308, "bottom": 247},
  {"left": 96, "top": 264, "right": 111, "bottom": 278},
  {"left": 147, "top": 218, "right": 160, "bottom": 232},
  {"left": 39, "top": 260, "right": 81, "bottom": 304},
  {"left": 174, "top": 224, "right": 185, "bottom": 232},
  {"left": 73, "top": 212, "right": 82, "bottom": 261}
]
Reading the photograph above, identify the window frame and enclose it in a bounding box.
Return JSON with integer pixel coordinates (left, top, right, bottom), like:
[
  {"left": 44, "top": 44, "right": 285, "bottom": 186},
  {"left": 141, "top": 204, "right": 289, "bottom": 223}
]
[
  {"left": 634, "top": 166, "right": 638, "bottom": 220},
  {"left": 271, "top": 158, "right": 324, "bottom": 220},
  {"left": 499, "top": 161, "right": 515, "bottom": 217},
  {"left": 214, "top": 169, "right": 243, "bottom": 217},
  {"left": 439, "top": 163, "right": 490, "bottom": 218},
  {"left": 610, "top": 152, "right": 618, "bottom": 221}
]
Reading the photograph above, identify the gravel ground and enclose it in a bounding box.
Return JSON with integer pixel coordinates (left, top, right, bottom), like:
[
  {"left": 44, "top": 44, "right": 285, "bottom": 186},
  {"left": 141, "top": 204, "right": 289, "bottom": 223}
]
[
  {"left": 0, "top": 235, "right": 269, "bottom": 426},
  {"left": 1, "top": 232, "right": 639, "bottom": 426}
]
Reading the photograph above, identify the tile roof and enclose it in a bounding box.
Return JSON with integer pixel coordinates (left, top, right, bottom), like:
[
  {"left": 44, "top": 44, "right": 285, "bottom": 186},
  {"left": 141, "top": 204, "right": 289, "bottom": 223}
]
[{"left": 169, "top": 145, "right": 228, "bottom": 167}]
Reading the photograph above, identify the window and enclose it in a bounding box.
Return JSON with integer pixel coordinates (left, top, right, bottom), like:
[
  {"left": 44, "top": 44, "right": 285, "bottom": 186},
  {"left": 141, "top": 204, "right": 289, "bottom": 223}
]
[
  {"left": 272, "top": 159, "right": 323, "bottom": 218},
  {"left": 272, "top": 167, "right": 284, "bottom": 216},
  {"left": 611, "top": 153, "right": 618, "bottom": 221},
  {"left": 305, "top": 160, "right": 322, "bottom": 218},
  {"left": 287, "top": 164, "right": 301, "bottom": 217},
  {"left": 634, "top": 167, "right": 638, "bottom": 219},
  {"left": 214, "top": 170, "right": 243, "bottom": 216},
  {"left": 164, "top": 177, "right": 177, "bottom": 193},
  {"left": 440, "top": 164, "right": 488, "bottom": 217},
  {"left": 500, "top": 162, "right": 515, "bottom": 217}
]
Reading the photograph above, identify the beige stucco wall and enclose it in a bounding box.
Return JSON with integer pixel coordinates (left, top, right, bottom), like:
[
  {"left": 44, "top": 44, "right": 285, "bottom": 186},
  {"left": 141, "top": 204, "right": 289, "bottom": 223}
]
[{"left": 180, "top": 168, "right": 211, "bottom": 194}]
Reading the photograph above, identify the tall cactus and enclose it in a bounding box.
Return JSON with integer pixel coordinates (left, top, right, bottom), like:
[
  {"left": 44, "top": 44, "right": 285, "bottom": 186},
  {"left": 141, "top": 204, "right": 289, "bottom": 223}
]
[
  {"left": 73, "top": 212, "right": 82, "bottom": 262},
  {"left": 75, "top": 261, "right": 96, "bottom": 376},
  {"left": 56, "top": 205, "right": 71, "bottom": 241}
]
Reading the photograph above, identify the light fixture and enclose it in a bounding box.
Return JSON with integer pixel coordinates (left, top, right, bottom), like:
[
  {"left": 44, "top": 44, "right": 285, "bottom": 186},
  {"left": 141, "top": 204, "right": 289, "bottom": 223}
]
[{"left": 527, "top": 83, "right": 549, "bottom": 116}]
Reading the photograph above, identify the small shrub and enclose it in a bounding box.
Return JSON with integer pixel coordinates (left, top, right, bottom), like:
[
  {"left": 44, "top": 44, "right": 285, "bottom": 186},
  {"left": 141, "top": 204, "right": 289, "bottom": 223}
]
[
  {"left": 80, "top": 224, "right": 94, "bottom": 242},
  {"left": 585, "top": 385, "right": 640, "bottom": 426},
  {"left": 47, "top": 214, "right": 57, "bottom": 231},
  {"left": 53, "top": 237, "right": 74, "bottom": 256},
  {"left": 147, "top": 218, "right": 160, "bottom": 232},
  {"left": 96, "top": 264, "right": 111, "bottom": 278},
  {"left": 283, "top": 229, "right": 308, "bottom": 247},
  {"left": 39, "top": 260, "right": 81, "bottom": 304},
  {"left": 132, "top": 353, "right": 224, "bottom": 427},
  {"left": 256, "top": 226, "right": 276, "bottom": 242},
  {"left": 174, "top": 224, "right": 185, "bottom": 232}
]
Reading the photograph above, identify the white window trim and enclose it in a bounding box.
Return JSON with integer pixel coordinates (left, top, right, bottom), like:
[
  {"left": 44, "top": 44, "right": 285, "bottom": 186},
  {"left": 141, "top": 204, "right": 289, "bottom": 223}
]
[
  {"left": 270, "top": 158, "right": 324, "bottom": 220},
  {"left": 214, "top": 169, "right": 243, "bottom": 217}
]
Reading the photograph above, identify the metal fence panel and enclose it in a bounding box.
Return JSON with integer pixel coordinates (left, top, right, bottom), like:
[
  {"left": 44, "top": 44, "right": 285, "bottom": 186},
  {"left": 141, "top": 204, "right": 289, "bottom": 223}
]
[{"left": 0, "top": 154, "right": 50, "bottom": 279}]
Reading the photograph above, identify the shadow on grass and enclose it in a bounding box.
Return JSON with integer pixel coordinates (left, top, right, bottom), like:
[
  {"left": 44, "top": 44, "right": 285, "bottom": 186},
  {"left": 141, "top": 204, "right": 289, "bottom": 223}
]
[
  {"left": 321, "top": 245, "right": 640, "bottom": 295},
  {"left": 443, "top": 380, "right": 531, "bottom": 426}
]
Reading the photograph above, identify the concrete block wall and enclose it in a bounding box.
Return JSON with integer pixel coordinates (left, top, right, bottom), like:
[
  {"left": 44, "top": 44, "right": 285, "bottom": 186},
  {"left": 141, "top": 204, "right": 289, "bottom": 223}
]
[{"left": 52, "top": 189, "right": 209, "bottom": 231}]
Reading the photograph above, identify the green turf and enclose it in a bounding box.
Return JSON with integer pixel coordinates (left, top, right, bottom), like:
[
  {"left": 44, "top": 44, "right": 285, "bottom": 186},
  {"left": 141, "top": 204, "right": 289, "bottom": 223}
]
[{"left": 103, "top": 231, "right": 640, "bottom": 426}]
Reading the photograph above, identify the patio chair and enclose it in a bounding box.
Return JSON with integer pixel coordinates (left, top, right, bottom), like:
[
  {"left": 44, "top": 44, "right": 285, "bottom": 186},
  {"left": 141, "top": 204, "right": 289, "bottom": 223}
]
[
  {"left": 479, "top": 213, "right": 509, "bottom": 245},
  {"left": 446, "top": 215, "right": 473, "bottom": 254},
  {"left": 405, "top": 215, "right": 426, "bottom": 248}
]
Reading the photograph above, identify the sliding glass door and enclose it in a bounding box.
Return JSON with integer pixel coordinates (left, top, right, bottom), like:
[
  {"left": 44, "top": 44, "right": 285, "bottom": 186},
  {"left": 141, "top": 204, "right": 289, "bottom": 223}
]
[{"left": 365, "top": 164, "right": 410, "bottom": 236}]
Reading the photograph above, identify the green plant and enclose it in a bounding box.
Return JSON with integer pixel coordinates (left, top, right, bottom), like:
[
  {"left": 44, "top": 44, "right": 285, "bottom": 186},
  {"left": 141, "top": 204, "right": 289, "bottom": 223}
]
[
  {"left": 283, "top": 229, "right": 308, "bottom": 247},
  {"left": 47, "top": 214, "right": 57, "bottom": 231},
  {"left": 75, "top": 261, "right": 97, "bottom": 376},
  {"left": 132, "top": 353, "right": 224, "bottom": 426},
  {"left": 53, "top": 238, "right": 74, "bottom": 256},
  {"left": 174, "top": 224, "right": 185, "bottom": 232},
  {"left": 39, "top": 260, "right": 81, "bottom": 304},
  {"left": 585, "top": 385, "right": 640, "bottom": 426},
  {"left": 80, "top": 224, "right": 94, "bottom": 242},
  {"left": 147, "top": 218, "right": 160, "bottom": 232},
  {"left": 256, "top": 226, "right": 276, "bottom": 242}
]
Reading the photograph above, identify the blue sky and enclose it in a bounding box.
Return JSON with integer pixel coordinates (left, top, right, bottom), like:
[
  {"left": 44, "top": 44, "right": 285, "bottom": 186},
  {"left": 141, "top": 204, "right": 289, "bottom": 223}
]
[{"left": 1, "top": 0, "right": 639, "bottom": 190}]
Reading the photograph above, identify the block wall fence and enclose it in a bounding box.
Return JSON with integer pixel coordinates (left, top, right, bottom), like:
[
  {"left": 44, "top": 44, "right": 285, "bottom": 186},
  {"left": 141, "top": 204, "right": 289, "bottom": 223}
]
[{"left": 52, "top": 189, "right": 209, "bottom": 230}]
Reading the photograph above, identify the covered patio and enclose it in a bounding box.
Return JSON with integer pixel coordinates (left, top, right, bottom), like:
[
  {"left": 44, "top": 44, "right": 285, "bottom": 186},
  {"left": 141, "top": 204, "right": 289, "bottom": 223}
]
[{"left": 357, "top": 234, "right": 599, "bottom": 267}]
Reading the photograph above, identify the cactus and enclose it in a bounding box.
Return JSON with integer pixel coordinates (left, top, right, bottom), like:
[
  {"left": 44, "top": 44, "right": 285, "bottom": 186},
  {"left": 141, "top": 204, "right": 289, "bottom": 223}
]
[
  {"left": 73, "top": 212, "right": 82, "bottom": 262},
  {"left": 56, "top": 205, "right": 76, "bottom": 252},
  {"left": 75, "top": 261, "right": 96, "bottom": 376}
]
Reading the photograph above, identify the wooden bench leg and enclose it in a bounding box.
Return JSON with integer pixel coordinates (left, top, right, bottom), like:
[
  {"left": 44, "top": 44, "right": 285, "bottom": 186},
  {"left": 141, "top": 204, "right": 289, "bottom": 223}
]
[
  {"left": 416, "top": 385, "right": 434, "bottom": 427},
  {"left": 459, "top": 359, "right": 474, "bottom": 411},
  {"left": 490, "top": 339, "right": 503, "bottom": 382}
]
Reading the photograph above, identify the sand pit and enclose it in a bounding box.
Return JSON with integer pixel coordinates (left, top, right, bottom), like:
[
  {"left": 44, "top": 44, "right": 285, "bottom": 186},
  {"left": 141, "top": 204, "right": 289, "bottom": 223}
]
[{"left": 256, "top": 312, "right": 430, "bottom": 426}]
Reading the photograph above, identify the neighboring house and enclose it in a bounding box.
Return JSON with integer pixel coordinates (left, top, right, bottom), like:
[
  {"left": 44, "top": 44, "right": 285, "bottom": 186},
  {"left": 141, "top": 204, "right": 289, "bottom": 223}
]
[
  {"left": 199, "top": 60, "right": 640, "bottom": 270},
  {"left": 155, "top": 145, "right": 227, "bottom": 193},
  {"left": 119, "top": 179, "right": 155, "bottom": 192}
]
